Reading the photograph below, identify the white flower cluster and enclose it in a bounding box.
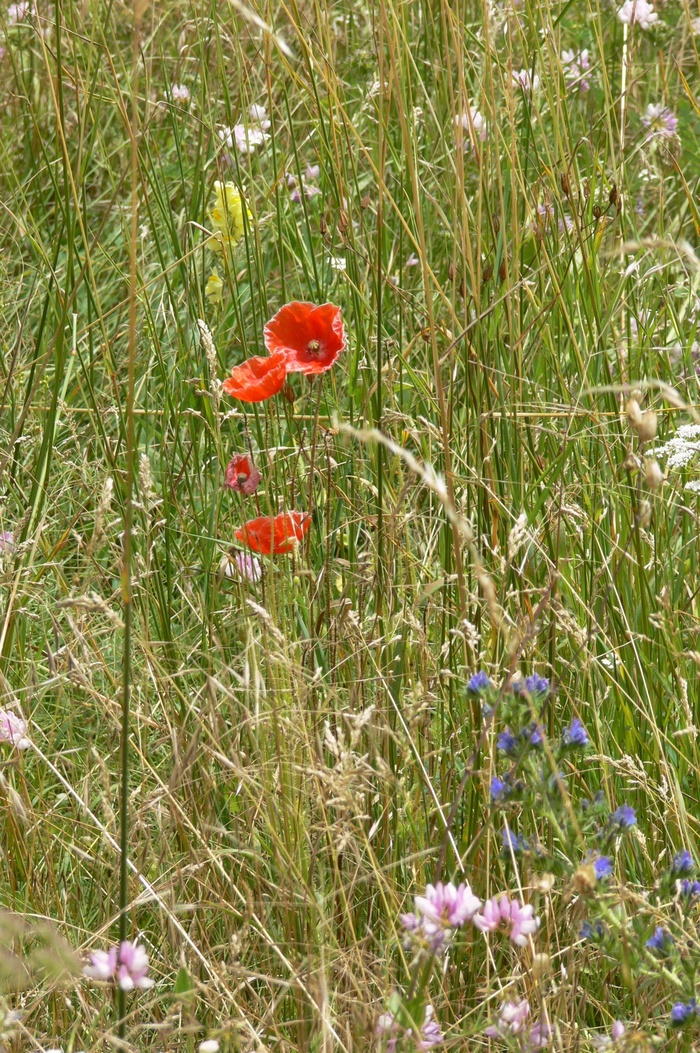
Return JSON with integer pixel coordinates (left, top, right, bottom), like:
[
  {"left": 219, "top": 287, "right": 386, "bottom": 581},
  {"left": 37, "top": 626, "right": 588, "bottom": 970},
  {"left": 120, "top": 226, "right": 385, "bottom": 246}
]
[{"left": 652, "top": 425, "right": 700, "bottom": 491}]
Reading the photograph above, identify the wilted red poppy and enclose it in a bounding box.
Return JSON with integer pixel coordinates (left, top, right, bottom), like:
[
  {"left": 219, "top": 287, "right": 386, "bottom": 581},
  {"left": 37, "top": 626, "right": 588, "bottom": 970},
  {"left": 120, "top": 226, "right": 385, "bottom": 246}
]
[
  {"left": 235, "top": 511, "right": 311, "bottom": 555},
  {"left": 264, "top": 301, "right": 345, "bottom": 375},
  {"left": 222, "top": 350, "right": 287, "bottom": 402},
  {"left": 225, "top": 453, "right": 261, "bottom": 495}
]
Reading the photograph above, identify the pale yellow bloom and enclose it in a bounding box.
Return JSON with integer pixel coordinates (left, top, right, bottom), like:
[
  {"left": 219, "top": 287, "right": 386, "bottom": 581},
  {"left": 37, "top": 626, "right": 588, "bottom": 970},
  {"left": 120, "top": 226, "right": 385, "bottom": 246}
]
[
  {"left": 206, "top": 270, "right": 224, "bottom": 304},
  {"left": 207, "top": 181, "right": 250, "bottom": 254}
]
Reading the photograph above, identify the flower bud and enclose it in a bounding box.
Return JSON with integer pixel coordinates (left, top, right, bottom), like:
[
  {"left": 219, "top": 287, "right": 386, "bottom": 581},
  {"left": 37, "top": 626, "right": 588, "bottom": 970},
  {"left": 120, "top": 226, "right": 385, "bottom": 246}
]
[
  {"left": 644, "top": 458, "right": 663, "bottom": 491},
  {"left": 626, "top": 399, "right": 643, "bottom": 428},
  {"left": 638, "top": 499, "right": 652, "bottom": 528},
  {"left": 636, "top": 410, "right": 657, "bottom": 442}
]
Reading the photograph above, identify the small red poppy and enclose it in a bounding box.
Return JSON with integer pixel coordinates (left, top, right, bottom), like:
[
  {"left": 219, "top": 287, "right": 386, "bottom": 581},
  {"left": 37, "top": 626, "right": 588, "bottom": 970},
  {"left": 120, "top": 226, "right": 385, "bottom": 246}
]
[
  {"left": 222, "top": 350, "right": 288, "bottom": 402},
  {"left": 225, "top": 453, "right": 261, "bottom": 495},
  {"left": 235, "top": 511, "right": 311, "bottom": 555},
  {"left": 264, "top": 301, "right": 345, "bottom": 375}
]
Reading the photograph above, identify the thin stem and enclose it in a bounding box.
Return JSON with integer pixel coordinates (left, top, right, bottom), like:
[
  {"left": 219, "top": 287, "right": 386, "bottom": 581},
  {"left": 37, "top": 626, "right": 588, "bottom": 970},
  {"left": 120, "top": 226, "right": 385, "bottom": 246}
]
[{"left": 118, "top": 0, "right": 141, "bottom": 1036}]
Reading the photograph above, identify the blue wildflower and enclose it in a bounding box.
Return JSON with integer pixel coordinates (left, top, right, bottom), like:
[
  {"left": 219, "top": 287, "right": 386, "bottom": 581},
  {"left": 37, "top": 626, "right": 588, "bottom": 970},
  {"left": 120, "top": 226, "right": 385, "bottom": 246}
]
[
  {"left": 525, "top": 673, "right": 550, "bottom": 695},
  {"left": 525, "top": 723, "right": 544, "bottom": 747},
  {"left": 501, "top": 828, "right": 528, "bottom": 854},
  {"left": 671, "top": 999, "right": 697, "bottom": 1026},
  {"left": 680, "top": 879, "right": 700, "bottom": 900},
  {"left": 646, "top": 927, "right": 674, "bottom": 953},
  {"left": 673, "top": 850, "right": 695, "bottom": 875},
  {"left": 490, "top": 777, "right": 509, "bottom": 802},
  {"left": 594, "top": 856, "right": 613, "bottom": 881},
  {"left": 497, "top": 728, "right": 518, "bottom": 754},
  {"left": 610, "top": 805, "right": 636, "bottom": 829},
  {"left": 468, "top": 671, "right": 490, "bottom": 694},
  {"left": 562, "top": 718, "right": 589, "bottom": 748},
  {"left": 579, "top": 919, "right": 605, "bottom": 941}
]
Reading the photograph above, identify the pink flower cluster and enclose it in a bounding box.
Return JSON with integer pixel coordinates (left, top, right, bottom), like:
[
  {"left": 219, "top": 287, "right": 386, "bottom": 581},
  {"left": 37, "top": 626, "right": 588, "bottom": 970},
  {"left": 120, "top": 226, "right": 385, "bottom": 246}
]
[
  {"left": 83, "top": 940, "right": 154, "bottom": 991},
  {"left": 400, "top": 881, "right": 481, "bottom": 951},
  {"left": 485, "top": 1000, "right": 552, "bottom": 1048},
  {"left": 401, "top": 883, "right": 540, "bottom": 952},
  {"left": 0, "top": 709, "right": 30, "bottom": 750},
  {"left": 376, "top": 1006, "right": 443, "bottom": 1052},
  {"left": 474, "top": 894, "right": 540, "bottom": 946}
]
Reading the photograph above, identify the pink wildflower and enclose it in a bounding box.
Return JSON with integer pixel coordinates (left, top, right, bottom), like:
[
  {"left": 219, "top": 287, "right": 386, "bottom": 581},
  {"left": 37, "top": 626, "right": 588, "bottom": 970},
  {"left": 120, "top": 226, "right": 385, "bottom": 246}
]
[
  {"left": 642, "top": 103, "right": 678, "bottom": 140},
  {"left": 0, "top": 531, "right": 12, "bottom": 550},
  {"left": 415, "top": 881, "right": 482, "bottom": 930},
  {"left": 484, "top": 999, "right": 531, "bottom": 1038},
  {"left": 171, "top": 84, "right": 190, "bottom": 103},
  {"left": 512, "top": 69, "right": 540, "bottom": 94},
  {"left": 116, "top": 940, "right": 154, "bottom": 991},
  {"left": 0, "top": 709, "right": 30, "bottom": 750},
  {"left": 418, "top": 1007, "right": 443, "bottom": 1050},
  {"left": 474, "top": 894, "right": 540, "bottom": 946},
  {"left": 617, "top": 0, "right": 658, "bottom": 29},
  {"left": 83, "top": 941, "right": 153, "bottom": 991},
  {"left": 83, "top": 947, "right": 118, "bottom": 981}
]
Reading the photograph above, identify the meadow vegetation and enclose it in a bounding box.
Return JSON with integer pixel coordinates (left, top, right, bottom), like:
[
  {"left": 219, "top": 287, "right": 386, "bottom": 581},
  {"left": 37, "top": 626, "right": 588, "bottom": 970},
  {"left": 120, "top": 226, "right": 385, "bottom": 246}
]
[{"left": 1, "top": 0, "right": 700, "bottom": 1049}]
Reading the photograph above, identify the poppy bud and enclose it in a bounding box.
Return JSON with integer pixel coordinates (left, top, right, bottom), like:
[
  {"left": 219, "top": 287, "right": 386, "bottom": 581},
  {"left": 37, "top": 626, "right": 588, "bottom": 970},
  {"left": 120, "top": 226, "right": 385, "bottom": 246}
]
[
  {"left": 493, "top": 215, "right": 501, "bottom": 234},
  {"left": 592, "top": 204, "right": 602, "bottom": 220},
  {"left": 638, "top": 499, "right": 652, "bottom": 528},
  {"left": 560, "top": 171, "right": 571, "bottom": 197},
  {"left": 482, "top": 263, "right": 493, "bottom": 285},
  {"left": 636, "top": 411, "right": 657, "bottom": 442},
  {"left": 319, "top": 214, "right": 328, "bottom": 235},
  {"left": 626, "top": 399, "right": 643, "bottom": 428},
  {"left": 609, "top": 185, "right": 618, "bottom": 206},
  {"left": 499, "top": 259, "right": 507, "bottom": 283},
  {"left": 281, "top": 380, "right": 296, "bottom": 404},
  {"left": 645, "top": 458, "right": 663, "bottom": 491}
]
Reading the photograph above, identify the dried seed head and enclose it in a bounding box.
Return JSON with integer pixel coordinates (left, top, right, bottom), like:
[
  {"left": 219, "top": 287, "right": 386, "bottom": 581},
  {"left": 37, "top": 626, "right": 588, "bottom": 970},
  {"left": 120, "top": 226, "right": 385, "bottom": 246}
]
[
  {"left": 560, "top": 171, "right": 571, "bottom": 197},
  {"left": 644, "top": 458, "right": 664, "bottom": 491},
  {"left": 532, "top": 952, "right": 551, "bottom": 981},
  {"left": 626, "top": 399, "right": 643, "bottom": 428},
  {"left": 609, "top": 184, "right": 618, "bottom": 206},
  {"left": 572, "top": 862, "right": 597, "bottom": 896},
  {"left": 592, "top": 204, "right": 602, "bottom": 220},
  {"left": 636, "top": 410, "right": 657, "bottom": 442},
  {"left": 498, "top": 259, "right": 507, "bottom": 283},
  {"left": 482, "top": 263, "right": 493, "bottom": 284},
  {"left": 493, "top": 215, "right": 501, "bottom": 234}
]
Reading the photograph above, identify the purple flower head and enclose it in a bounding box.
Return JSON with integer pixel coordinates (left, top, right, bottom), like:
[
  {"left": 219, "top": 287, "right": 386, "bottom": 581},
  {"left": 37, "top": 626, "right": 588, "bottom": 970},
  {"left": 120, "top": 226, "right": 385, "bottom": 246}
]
[
  {"left": 579, "top": 919, "right": 605, "bottom": 941},
  {"left": 230, "top": 551, "right": 262, "bottom": 583},
  {"left": 399, "top": 912, "right": 421, "bottom": 932},
  {"left": 0, "top": 531, "right": 13, "bottom": 551},
  {"left": 646, "top": 927, "right": 674, "bottom": 953},
  {"left": 680, "top": 879, "right": 700, "bottom": 901},
  {"left": 561, "top": 48, "right": 590, "bottom": 93},
  {"left": 497, "top": 727, "right": 518, "bottom": 754},
  {"left": 490, "top": 776, "right": 509, "bottom": 802},
  {"left": 418, "top": 1007, "right": 443, "bottom": 1050},
  {"left": 611, "top": 1022, "right": 626, "bottom": 1042},
  {"left": 526, "top": 1019, "right": 552, "bottom": 1049},
  {"left": 414, "top": 881, "right": 482, "bottom": 931},
  {"left": 594, "top": 856, "right": 613, "bottom": 881},
  {"left": 468, "top": 671, "right": 490, "bottom": 693},
  {"left": 513, "top": 674, "right": 549, "bottom": 696},
  {"left": 610, "top": 804, "right": 636, "bottom": 829},
  {"left": 526, "top": 723, "right": 544, "bottom": 747},
  {"left": 502, "top": 828, "right": 528, "bottom": 855},
  {"left": 673, "top": 850, "right": 695, "bottom": 875},
  {"left": 642, "top": 103, "right": 678, "bottom": 140},
  {"left": 562, "top": 718, "right": 589, "bottom": 748},
  {"left": 671, "top": 999, "right": 697, "bottom": 1026}
]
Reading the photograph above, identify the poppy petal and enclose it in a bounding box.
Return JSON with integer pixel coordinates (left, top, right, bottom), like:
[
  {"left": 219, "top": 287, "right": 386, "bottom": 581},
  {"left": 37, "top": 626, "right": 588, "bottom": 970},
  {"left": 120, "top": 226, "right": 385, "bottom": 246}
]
[
  {"left": 222, "top": 350, "right": 288, "bottom": 402},
  {"left": 264, "top": 301, "right": 346, "bottom": 375},
  {"left": 235, "top": 512, "right": 312, "bottom": 555}
]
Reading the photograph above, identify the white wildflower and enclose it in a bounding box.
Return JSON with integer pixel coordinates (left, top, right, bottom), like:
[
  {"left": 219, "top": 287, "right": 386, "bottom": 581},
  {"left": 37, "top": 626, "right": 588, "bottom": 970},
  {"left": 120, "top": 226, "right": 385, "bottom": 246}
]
[{"left": 617, "top": 0, "right": 658, "bottom": 29}]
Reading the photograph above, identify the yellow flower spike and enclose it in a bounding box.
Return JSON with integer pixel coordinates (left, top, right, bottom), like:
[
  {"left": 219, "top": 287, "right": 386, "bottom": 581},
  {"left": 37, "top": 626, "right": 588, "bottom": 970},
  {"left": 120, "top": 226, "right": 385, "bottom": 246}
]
[
  {"left": 207, "top": 181, "right": 251, "bottom": 255},
  {"left": 205, "top": 270, "right": 224, "bottom": 304}
]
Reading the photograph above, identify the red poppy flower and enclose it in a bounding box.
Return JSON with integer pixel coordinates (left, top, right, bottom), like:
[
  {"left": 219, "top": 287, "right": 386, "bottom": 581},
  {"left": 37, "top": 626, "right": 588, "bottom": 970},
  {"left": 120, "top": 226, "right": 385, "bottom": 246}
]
[
  {"left": 235, "top": 511, "right": 311, "bottom": 555},
  {"left": 222, "top": 350, "right": 288, "bottom": 402},
  {"left": 264, "top": 301, "right": 345, "bottom": 375},
  {"left": 225, "top": 453, "right": 261, "bottom": 495}
]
